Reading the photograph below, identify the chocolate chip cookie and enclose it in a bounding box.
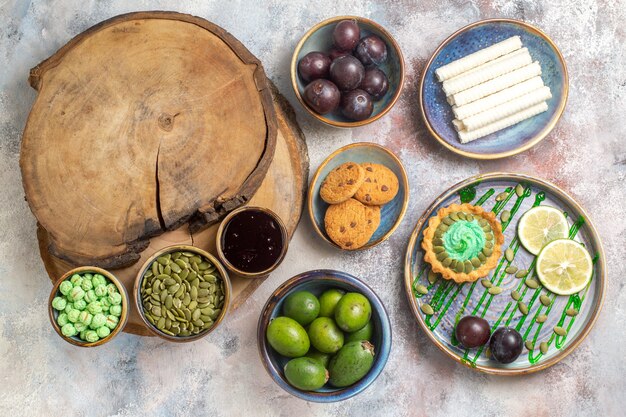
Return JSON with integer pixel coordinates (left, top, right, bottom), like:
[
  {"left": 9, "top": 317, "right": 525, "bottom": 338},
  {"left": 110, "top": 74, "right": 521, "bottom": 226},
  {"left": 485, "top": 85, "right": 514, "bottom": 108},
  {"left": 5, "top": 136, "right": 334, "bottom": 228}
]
[
  {"left": 354, "top": 163, "right": 399, "bottom": 205},
  {"left": 320, "top": 162, "right": 365, "bottom": 204}
]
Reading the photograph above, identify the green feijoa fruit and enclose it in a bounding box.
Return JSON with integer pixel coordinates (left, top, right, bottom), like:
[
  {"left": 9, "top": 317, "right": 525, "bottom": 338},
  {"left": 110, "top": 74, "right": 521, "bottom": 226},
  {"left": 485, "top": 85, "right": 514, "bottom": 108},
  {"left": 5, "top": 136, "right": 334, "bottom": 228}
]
[
  {"left": 318, "top": 289, "right": 345, "bottom": 318},
  {"left": 283, "top": 291, "right": 320, "bottom": 326},
  {"left": 284, "top": 357, "right": 329, "bottom": 391},
  {"left": 304, "top": 347, "right": 332, "bottom": 368},
  {"left": 266, "top": 316, "right": 310, "bottom": 358},
  {"left": 308, "top": 317, "right": 344, "bottom": 354},
  {"left": 328, "top": 341, "right": 375, "bottom": 388},
  {"left": 334, "top": 293, "right": 372, "bottom": 332},
  {"left": 345, "top": 320, "right": 373, "bottom": 344}
]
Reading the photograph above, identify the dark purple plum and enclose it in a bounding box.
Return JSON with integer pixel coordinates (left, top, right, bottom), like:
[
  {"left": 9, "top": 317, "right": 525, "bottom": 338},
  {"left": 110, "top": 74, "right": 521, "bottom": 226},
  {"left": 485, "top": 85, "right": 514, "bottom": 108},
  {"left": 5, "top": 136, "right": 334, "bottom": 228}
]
[
  {"left": 454, "top": 316, "right": 491, "bottom": 349},
  {"left": 298, "top": 51, "right": 332, "bottom": 83},
  {"left": 489, "top": 327, "right": 523, "bottom": 364},
  {"left": 340, "top": 89, "right": 373, "bottom": 121},
  {"left": 360, "top": 68, "right": 389, "bottom": 100},
  {"left": 330, "top": 55, "right": 365, "bottom": 91},
  {"left": 303, "top": 79, "right": 340, "bottom": 114},
  {"left": 354, "top": 35, "right": 388, "bottom": 67},
  {"left": 328, "top": 47, "right": 351, "bottom": 61},
  {"left": 332, "top": 20, "right": 360, "bottom": 51}
]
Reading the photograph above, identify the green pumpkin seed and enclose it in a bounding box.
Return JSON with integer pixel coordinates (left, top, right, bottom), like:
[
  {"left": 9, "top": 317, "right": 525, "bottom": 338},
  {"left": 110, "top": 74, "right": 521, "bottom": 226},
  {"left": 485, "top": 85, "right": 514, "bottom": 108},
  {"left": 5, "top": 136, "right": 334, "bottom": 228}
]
[
  {"left": 501, "top": 210, "right": 511, "bottom": 223},
  {"left": 455, "top": 262, "right": 464, "bottom": 273},
  {"left": 511, "top": 290, "right": 520, "bottom": 301},
  {"left": 478, "top": 253, "right": 487, "bottom": 262},
  {"left": 553, "top": 326, "right": 567, "bottom": 337},
  {"left": 518, "top": 301, "right": 529, "bottom": 315},
  {"left": 536, "top": 314, "right": 548, "bottom": 323},
  {"left": 488, "top": 287, "right": 503, "bottom": 295},
  {"left": 525, "top": 279, "right": 539, "bottom": 289},
  {"left": 515, "top": 269, "right": 528, "bottom": 278},
  {"left": 505, "top": 266, "right": 518, "bottom": 274},
  {"left": 420, "top": 303, "right": 434, "bottom": 315},
  {"left": 525, "top": 340, "right": 534, "bottom": 351},
  {"left": 442, "top": 217, "right": 455, "bottom": 226},
  {"left": 540, "top": 295, "right": 551, "bottom": 306},
  {"left": 163, "top": 265, "right": 172, "bottom": 275},
  {"left": 190, "top": 286, "right": 198, "bottom": 301},
  {"left": 436, "top": 251, "right": 448, "bottom": 261},
  {"left": 165, "top": 295, "right": 173, "bottom": 309},
  {"left": 482, "top": 225, "right": 492, "bottom": 233},
  {"left": 169, "top": 263, "right": 182, "bottom": 274},
  {"left": 540, "top": 342, "right": 548, "bottom": 354},
  {"left": 433, "top": 246, "right": 445, "bottom": 253},
  {"left": 188, "top": 300, "right": 198, "bottom": 311},
  {"left": 471, "top": 257, "right": 481, "bottom": 268},
  {"left": 482, "top": 247, "right": 493, "bottom": 257},
  {"left": 515, "top": 184, "right": 525, "bottom": 197},
  {"left": 566, "top": 308, "right": 579, "bottom": 317},
  {"left": 433, "top": 238, "right": 444, "bottom": 246},
  {"left": 457, "top": 212, "right": 466, "bottom": 221},
  {"left": 428, "top": 270, "right": 440, "bottom": 284},
  {"left": 495, "top": 191, "right": 508, "bottom": 201},
  {"left": 146, "top": 314, "right": 156, "bottom": 325},
  {"left": 484, "top": 241, "right": 493, "bottom": 249},
  {"left": 439, "top": 224, "right": 449, "bottom": 232},
  {"left": 415, "top": 284, "right": 428, "bottom": 295},
  {"left": 450, "top": 212, "right": 460, "bottom": 221},
  {"left": 157, "top": 317, "right": 166, "bottom": 330},
  {"left": 505, "top": 248, "right": 514, "bottom": 262},
  {"left": 449, "top": 260, "right": 458, "bottom": 269},
  {"left": 485, "top": 233, "right": 494, "bottom": 241},
  {"left": 464, "top": 261, "right": 473, "bottom": 273},
  {"left": 442, "top": 258, "right": 453, "bottom": 268},
  {"left": 481, "top": 279, "right": 493, "bottom": 288},
  {"left": 434, "top": 229, "right": 444, "bottom": 238},
  {"left": 151, "top": 262, "right": 159, "bottom": 276},
  {"left": 478, "top": 219, "right": 488, "bottom": 227},
  {"left": 157, "top": 256, "right": 170, "bottom": 266},
  {"left": 465, "top": 214, "right": 474, "bottom": 222}
]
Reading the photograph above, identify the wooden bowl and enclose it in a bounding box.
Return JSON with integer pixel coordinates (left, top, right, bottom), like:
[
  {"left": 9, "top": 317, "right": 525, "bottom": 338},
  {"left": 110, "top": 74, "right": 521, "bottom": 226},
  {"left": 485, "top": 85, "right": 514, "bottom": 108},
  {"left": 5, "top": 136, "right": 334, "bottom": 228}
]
[
  {"left": 291, "top": 16, "right": 405, "bottom": 127},
  {"left": 308, "top": 142, "right": 409, "bottom": 250},
  {"left": 215, "top": 206, "right": 289, "bottom": 279},
  {"left": 48, "top": 266, "right": 129, "bottom": 347},
  {"left": 133, "top": 245, "right": 231, "bottom": 342},
  {"left": 257, "top": 269, "right": 392, "bottom": 402}
]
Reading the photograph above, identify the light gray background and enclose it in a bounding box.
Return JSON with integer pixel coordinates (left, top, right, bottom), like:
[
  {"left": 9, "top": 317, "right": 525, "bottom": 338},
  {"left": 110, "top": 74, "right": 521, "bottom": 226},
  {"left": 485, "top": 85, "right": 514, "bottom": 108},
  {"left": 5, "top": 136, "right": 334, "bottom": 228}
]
[{"left": 1, "top": 1, "right": 625, "bottom": 416}]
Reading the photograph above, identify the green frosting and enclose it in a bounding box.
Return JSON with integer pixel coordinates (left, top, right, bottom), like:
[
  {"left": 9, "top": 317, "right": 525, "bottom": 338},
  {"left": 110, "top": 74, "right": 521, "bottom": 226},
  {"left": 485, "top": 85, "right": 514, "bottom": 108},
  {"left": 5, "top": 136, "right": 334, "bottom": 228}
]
[{"left": 443, "top": 220, "right": 486, "bottom": 261}]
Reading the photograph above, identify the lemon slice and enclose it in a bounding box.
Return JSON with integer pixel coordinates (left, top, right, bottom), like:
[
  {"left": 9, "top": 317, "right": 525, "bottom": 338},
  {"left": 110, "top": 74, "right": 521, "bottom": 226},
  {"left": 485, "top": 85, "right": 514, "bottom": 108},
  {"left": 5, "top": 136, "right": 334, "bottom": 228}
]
[
  {"left": 517, "top": 206, "right": 569, "bottom": 255},
  {"left": 536, "top": 239, "right": 593, "bottom": 295}
]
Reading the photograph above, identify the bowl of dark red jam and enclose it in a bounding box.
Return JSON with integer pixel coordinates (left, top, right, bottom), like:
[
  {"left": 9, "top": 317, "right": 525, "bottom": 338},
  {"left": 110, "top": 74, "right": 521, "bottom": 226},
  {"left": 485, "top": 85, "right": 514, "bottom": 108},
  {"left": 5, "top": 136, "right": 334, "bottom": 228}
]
[{"left": 216, "top": 206, "right": 288, "bottom": 278}]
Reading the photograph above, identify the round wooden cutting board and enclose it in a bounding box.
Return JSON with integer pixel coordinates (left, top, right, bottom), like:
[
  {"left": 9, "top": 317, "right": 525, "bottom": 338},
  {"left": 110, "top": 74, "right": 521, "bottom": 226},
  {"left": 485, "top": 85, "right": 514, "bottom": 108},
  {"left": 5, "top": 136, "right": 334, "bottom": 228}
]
[{"left": 22, "top": 12, "right": 277, "bottom": 269}]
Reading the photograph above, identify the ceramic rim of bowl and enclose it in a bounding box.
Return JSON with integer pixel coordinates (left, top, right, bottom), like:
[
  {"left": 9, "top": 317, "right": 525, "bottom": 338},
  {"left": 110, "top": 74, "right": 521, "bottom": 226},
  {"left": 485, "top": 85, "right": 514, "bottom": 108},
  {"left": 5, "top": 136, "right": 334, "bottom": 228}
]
[
  {"left": 133, "top": 245, "right": 232, "bottom": 342},
  {"left": 215, "top": 206, "right": 289, "bottom": 278},
  {"left": 48, "top": 266, "right": 129, "bottom": 347},
  {"left": 291, "top": 15, "right": 405, "bottom": 128},
  {"left": 419, "top": 18, "right": 569, "bottom": 160},
  {"left": 307, "top": 142, "right": 409, "bottom": 250}
]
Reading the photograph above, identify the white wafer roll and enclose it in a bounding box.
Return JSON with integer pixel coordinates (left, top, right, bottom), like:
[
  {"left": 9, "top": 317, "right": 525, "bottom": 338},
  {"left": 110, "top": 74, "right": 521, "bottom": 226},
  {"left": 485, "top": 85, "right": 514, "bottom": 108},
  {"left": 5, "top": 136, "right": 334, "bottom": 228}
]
[
  {"left": 458, "top": 101, "right": 549, "bottom": 143},
  {"left": 452, "top": 119, "right": 464, "bottom": 132},
  {"left": 435, "top": 36, "right": 522, "bottom": 82},
  {"left": 461, "top": 86, "right": 552, "bottom": 131},
  {"left": 442, "top": 48, "right": 532, "bottom": 96},
  {"left": 452, "top": 77, "right": 545, "bottom": 120},
  {"left": 450, "top": 61, "right": 542, "bottom": 106}
]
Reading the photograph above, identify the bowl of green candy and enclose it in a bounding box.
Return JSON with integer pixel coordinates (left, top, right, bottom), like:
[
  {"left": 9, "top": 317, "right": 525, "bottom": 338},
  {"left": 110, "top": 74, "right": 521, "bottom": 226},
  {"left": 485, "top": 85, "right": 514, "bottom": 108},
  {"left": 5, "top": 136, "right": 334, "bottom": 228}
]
[{"left": 49, "top": 266, "right": 129, "bottom": 347}]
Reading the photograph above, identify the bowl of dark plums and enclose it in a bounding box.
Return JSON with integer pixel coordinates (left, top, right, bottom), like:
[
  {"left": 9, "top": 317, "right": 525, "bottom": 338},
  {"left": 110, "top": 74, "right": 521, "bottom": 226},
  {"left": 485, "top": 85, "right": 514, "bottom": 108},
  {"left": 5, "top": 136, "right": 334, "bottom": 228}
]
[{"left": 291, "top": 16, "right": 405, "bottom": 127}]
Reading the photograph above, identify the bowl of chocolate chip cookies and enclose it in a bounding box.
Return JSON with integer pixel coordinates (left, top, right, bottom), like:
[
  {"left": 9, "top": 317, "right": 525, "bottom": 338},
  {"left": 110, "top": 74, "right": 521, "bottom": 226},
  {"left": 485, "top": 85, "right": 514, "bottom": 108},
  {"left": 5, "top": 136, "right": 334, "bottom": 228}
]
[{"left": 308, "top": 142, "right": 409, "bottom": 250}]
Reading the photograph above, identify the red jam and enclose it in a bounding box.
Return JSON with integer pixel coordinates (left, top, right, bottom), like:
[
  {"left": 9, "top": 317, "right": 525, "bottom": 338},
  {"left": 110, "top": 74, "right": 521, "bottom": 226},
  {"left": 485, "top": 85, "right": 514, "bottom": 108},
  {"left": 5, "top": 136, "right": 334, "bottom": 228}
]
[{"left": 221, "top": 209, "right": 284, "bottom": 273}]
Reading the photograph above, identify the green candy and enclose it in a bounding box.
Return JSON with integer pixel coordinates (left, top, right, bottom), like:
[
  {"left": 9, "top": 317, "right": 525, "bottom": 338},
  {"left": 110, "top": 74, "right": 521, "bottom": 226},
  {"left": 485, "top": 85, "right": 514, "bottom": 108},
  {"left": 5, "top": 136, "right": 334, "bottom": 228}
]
[
  {"left": 70, "top": 274, "right": 83, "bottom": 286},
  {"left": 109, "top": 305, "right": 122, "bottom": 317},
  {"left": 96, "top": 326, "right": 111, "bottom": 338},
  {"left": 61, "top": 323, "right": 77, "bottom": 337},
  {"left": 87, "top": 301, "right": 102, "bottom": 314},
  {"left": 108, "top": 293, "right": 122, "bottom": 306},
  {"left": 84, "top": 330, "right": 99, "bottom": 343},
  {"left": 59, "top": 280, "right": 73, "bottom": 295},
  {"left": 51, "top": 297, "right": 67, "bottom": 311},
  {"left": 101, "top": 297, "right": 112, "bottom": 309},
  {"left": 91, "top": 313, "right": 107, "bottom": 329},
  {"left": 94, "top": 285, "right": 107, "bottom": 298},
  {"left": 105, "top": 315, "right": 119, "bottom": 329},
  {"left": 64, "top": 303, "right": 74, "bottom": 314},
  {"left": 80, "top": 279, "right": 93, "bottom": 291},
  {"left": 57, "top": 313, "right": 69, "bottom": 327},
  {"left": 68, "top": 286, "right": 85, "bottom": 302},
  {"left": 106, "top": 283, "right": 118, "bottom": 296},
  {"left": 83, "top": 273, "right": 94, "bottom": 280},
  {"left": 73, "top": 299, "right": 87, "bottom": 311},
  {"left": 92, "top": 274, "right": 107, "bottom": 287},
  {"left": 74, "top": 322, "right": 87, "bottom": 332},
  {"left": 67, "top": 309, "right": 80, "bottom": 323},
  {"left": 84, "top": 289, "right": 97, "bottom": 303},
  {"left": 79, "top": 330, "right": 87, "bottom": 340},
  {"left": 78, "top": 311, "right": 92, "bottom": 325}
]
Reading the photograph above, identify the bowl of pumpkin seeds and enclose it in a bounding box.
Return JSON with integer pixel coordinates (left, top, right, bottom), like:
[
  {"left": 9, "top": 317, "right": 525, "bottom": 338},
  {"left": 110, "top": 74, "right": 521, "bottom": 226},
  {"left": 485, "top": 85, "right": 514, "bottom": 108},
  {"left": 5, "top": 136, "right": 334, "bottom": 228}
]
[{"left": 134, "top": 245, "right": 231, "bottom": 341}]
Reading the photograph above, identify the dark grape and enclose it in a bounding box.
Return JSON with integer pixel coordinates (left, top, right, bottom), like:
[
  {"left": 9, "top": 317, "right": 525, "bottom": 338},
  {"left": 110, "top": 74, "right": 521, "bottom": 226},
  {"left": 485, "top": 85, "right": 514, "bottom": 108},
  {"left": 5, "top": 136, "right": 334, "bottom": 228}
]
[
  {"left": 330, "top": 55, "right": 365, "bottom": 91},
  {"left": 454, "top": 316, "right": 491, "bottom": 349},
  {"left": 328, "top": 47, "right": 351, "bottom": 61},
  {"left": 298, "top": 51, "right": 331, "bottom": 83},
  {"left": 340, "top": 89, "right": 373, "bottom": 121},
  {"left": 332, "top": 20, "right": 360, "bottom": 51},
  {"left": 303, "top": 79, "right": 340, "bottom": 114},
  {"left": 489, "top": 327, "right": 523, "bottom": 364},
  {"left": 360, "top": 68, "right": 389, "bottom": 100},
  {"left": 354, "top": 35, "right": 388, "bottom": 66}
]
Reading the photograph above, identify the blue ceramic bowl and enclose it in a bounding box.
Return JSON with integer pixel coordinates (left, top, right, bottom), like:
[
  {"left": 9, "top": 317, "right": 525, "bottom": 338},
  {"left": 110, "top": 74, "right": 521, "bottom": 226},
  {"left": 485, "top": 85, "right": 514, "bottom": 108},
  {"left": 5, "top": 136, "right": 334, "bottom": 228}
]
[
  {"left": 420, "top": 19, "right": 568, "bottom": 159},
  {"left": 308, "top": 142, "right": 409, "bottom": 250},
  {"left": 291, "top": 16, "right": 405, "bottom": 127},
  {"left": 257, "top": 270, "right": 392, "bottom": 402}
]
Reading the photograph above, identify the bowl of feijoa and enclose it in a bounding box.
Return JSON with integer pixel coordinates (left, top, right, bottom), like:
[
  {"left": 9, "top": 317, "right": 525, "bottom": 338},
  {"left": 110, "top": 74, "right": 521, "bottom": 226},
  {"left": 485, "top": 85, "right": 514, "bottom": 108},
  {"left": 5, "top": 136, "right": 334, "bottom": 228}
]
[{"left": 257, "top": 269, "right": 391, "bottom": 402}]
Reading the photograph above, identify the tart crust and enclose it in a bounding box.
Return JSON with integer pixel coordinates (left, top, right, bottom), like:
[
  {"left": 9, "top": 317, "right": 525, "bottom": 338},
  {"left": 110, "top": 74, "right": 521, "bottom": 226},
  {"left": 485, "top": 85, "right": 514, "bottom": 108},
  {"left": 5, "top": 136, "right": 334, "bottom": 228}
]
[{"left": 421, "top": 203, "right": 504, "bottom": 283}]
